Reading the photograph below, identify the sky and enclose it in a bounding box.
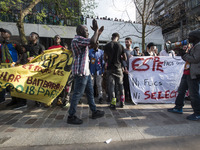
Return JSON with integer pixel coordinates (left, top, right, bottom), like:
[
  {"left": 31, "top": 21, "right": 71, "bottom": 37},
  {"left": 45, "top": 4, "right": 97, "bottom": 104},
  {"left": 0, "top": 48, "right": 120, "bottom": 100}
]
[{"left": 93, "top": 0, "right": 136, "bottom": 21}]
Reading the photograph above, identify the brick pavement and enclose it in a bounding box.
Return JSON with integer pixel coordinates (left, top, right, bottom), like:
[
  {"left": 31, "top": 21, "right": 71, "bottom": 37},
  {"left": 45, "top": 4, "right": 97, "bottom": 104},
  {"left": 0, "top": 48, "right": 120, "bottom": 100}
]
[{"left": 0, "top": 97, "right": 199, "bottom": 148}]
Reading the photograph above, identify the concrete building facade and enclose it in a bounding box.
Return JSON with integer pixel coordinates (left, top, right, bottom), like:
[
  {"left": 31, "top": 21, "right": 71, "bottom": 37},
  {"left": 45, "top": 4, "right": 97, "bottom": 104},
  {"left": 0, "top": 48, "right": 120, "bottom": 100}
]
[{"left": 153, "top": 0, "right": 200, "bottom": 42}]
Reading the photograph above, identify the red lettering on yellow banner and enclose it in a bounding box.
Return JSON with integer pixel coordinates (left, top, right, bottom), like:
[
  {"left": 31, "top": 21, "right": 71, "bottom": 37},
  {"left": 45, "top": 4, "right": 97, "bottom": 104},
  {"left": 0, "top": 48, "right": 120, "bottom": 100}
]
[
  {"left": 0, "top": 72, "right": 21, "bottom": 82},
  {"left": 26, "top": 77, "right": 63, "bottom": 91}
]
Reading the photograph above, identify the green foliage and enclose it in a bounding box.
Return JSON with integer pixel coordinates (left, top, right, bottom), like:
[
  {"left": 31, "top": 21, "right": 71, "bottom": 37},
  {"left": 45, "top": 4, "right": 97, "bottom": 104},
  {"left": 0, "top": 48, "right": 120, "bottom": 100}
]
[
  {"left": 36, "top": 9, "right": 47, "bottom": 22},
  {"left": 0, "top": 0, "right": 97, "bottom": 25},
  {"left": 81, "top": 0, "right": 97, "bottom": 17},
  {"left": 0, "top": 0, "right": 42, "bottom": 22}
]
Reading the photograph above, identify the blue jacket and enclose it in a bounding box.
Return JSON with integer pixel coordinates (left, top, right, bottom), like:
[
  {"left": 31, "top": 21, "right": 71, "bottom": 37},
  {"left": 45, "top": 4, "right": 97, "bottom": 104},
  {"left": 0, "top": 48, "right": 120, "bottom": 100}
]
[
  {"left": 0, "top": 43, "right": 18, "bottom": 63},
  {"left": 89, "top": 48, "right": 105, "bottom": 75}
]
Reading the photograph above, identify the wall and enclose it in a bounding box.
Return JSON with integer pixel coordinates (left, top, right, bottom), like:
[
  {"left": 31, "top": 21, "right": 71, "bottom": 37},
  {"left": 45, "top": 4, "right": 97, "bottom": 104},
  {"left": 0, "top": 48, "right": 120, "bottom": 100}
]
[{"left": 0, "top": 22, "right": 76, "bottom": 38}]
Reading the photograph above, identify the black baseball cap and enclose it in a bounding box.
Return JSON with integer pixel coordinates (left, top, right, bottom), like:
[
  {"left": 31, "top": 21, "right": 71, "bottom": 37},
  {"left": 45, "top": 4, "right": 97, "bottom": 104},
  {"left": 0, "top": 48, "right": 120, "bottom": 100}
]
[{"left": 0, "top": 28, "right": 12, "bottom": 36}]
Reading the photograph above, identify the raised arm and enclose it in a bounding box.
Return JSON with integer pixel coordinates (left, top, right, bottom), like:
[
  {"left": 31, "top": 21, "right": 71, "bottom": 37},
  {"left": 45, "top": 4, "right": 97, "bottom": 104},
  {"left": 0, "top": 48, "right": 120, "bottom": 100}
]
[{"left": 90, "top": 19, "right": 104, "bottom": 47}]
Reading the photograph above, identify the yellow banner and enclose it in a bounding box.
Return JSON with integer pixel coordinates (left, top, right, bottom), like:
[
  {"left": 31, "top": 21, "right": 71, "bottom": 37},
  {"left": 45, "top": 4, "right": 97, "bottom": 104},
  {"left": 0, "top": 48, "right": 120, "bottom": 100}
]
[{"left": 0, "top": 48, "right": 73, "bottom": 105}]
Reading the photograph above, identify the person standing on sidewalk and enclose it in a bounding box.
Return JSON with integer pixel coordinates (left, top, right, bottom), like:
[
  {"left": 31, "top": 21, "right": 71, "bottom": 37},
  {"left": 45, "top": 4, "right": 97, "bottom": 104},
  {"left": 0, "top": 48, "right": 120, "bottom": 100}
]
[
  {"left": 48, "top": 35, "right": 63, "bottom": 50},
  {"left": 167, "top": 45, "right": 191, "bottom": 114},
  {"left": 6, "top": 45, "right": 29, "bottom": 109},
  {"left": 122, "top": 37, "right": 135, "bottom": 103},
  {"left": 179, "top": 29, "right": 200, "bottom": 121},
  {"left": 89, "top": 41, "right": 105, "bottom": 104},
  {"left": 26, "top": 32, "right": 45, "bottom": 107},
  {"left": 104, "top": 33, "right": 127, "bottom": 109},
  {"left": 61, "top": 43, "right": 73, "bottom": 108},
  {"left": 67, "top": 19, "right": 105, "bottom": 125},
  {"left": 0, "top": 28, "right": 18, "bottom": 104},
  {"left": 45, "top": 35, "right": 64, "bottom": 108}
]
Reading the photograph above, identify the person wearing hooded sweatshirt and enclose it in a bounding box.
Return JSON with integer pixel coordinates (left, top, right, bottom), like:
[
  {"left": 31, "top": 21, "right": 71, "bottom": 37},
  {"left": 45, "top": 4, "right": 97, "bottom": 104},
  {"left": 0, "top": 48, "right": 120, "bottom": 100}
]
[{"left": 179, "top": 29, "right": 200, "bottom": 121}]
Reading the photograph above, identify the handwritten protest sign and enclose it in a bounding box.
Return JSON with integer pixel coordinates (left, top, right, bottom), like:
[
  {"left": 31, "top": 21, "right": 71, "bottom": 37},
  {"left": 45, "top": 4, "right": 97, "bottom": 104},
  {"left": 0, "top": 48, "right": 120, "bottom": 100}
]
[
  {"left": 129, "top": 56, "right": 185, "bottom": 104},
  {"left": 0, "top": 48, "right": 73, "bottom": 105}
]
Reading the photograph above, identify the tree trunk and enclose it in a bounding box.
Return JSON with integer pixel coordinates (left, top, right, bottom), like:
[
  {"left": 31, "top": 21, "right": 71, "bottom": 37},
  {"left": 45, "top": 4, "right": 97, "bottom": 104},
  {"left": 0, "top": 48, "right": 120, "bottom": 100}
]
[
  {"left": 16, "top": 0, "right": 41, "bottom": 45},
  {"left": 16, "top": 20, "right": 27, "bottom": 45},
  {"left": 142, "top": 24, "right": 146, "bottom": 53}
]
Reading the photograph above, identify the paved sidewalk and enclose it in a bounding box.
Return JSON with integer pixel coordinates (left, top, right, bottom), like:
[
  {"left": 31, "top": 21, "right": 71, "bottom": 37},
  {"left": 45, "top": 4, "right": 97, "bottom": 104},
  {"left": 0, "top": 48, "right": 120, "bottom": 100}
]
[
  {"left": 1, "top": 135, "right": 200, "bottom": 150},
  {"left": 0, "top": 97, "right": 199, "bottom": 148}
]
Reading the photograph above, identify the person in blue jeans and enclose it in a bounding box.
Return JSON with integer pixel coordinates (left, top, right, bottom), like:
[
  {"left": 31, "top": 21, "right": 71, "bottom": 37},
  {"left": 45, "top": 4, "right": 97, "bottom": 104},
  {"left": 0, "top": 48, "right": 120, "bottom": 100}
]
[
  {"left": 179, "top": 29, "right": 200, "bottom": 121},
  {"left": 168, "top": 45, "right": 190, "bottom": 114},
  {"left": 67, "top": 19, "right": 105, "bottom": 125},
  {"left": 168, "top": 74, "right": 189, "bottom": 114}
]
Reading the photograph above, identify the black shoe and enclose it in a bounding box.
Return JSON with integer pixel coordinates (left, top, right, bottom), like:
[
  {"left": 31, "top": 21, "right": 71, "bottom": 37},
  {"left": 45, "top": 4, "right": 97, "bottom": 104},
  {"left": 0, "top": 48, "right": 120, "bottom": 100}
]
[
  {"left": 167, "top": 107, "right": 183, "bottom": 114},
  {"left": 186, "top": 113, "right": 200, "bottom": 121},
  {"left": 13, "top": 103, "right": 27, "bottom": 110},
  {"left": 0, "top": 98, "right": 5, "bottom": 104},
  {"left": 99, "top": 97, "right": 103, "bottom": 104},
  {"left": 67, "top": 116, "right": 83, "bottom": 125},
  {"left": 120, "top": 101, "right": 125, "bottom": 108},
  {"left": 6, "top": 100, "right": 18, "bottom": 107},
  {"left": 92, "top": 110, "right": 105, "bottom": 119},
  {"left": 109, "top": 104, "right": 116, "bottom": 110},
  {"left": 35, "top": 102, "right": 42, "bottom": 107}
]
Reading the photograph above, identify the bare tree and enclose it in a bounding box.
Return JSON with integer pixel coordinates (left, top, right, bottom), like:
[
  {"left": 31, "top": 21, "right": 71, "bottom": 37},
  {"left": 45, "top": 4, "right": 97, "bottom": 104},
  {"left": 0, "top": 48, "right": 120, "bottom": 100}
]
[
  {"left": 133, "top": 0, "right": 157, "bottom": 52},
  {"left": 111, "top": 0, "right": 158, "bottom": 52}
]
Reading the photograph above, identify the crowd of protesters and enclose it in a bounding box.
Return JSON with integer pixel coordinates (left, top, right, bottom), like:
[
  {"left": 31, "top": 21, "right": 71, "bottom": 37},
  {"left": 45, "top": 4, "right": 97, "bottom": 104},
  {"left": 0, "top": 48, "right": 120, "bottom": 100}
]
[{"left": 0, "top": 19, "right": 200, "bottom": 124}]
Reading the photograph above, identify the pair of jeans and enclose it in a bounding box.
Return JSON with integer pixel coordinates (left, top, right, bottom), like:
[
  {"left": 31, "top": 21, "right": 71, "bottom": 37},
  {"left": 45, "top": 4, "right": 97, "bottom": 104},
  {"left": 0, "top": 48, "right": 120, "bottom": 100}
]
[
  {"left": 91, "top": 75, "right": 103, "bottom": 99},
  {"left": 175, "top": 74, "right": 189, "bottom": 109},
  {"left": 123, "top": 73, "right": 131, "bottom": 99},
  {"left": 187, "top": 75, "right": 200, "bottom": 114},
  {"left": 68, "top": 75, "right": 96, "bottom": 116}
]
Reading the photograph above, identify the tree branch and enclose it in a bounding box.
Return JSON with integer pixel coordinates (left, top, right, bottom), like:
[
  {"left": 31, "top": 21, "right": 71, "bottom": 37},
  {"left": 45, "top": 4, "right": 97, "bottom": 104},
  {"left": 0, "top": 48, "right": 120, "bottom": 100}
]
[
  {"left": 120, "top": 34, "right": 142, "bottom": 39},
  {"left": 20, "top": 0, "right": 41, "bottom": 21}
]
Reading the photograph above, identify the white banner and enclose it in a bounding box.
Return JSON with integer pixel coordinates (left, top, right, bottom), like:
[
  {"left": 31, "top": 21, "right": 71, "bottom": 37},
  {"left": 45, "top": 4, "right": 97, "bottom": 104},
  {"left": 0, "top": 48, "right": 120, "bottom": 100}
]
[{"left": 129, "top": 56, "right": 185, "bottom": 104}]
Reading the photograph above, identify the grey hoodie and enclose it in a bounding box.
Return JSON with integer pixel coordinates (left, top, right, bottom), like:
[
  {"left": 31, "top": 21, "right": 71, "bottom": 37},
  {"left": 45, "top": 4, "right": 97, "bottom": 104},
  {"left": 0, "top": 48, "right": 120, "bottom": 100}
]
[{"left": 182, "top": 42, "right": 200, "bottom": 79}]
